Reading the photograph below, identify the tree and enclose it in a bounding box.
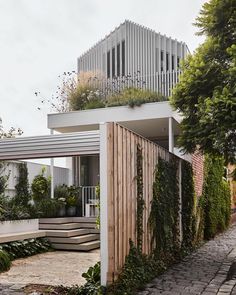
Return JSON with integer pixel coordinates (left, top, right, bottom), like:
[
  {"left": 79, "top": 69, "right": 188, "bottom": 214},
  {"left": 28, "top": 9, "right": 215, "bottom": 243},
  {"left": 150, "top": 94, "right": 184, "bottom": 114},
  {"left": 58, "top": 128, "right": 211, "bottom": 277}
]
[
  {"left": 171, "top": 0, "right": 236, "bottom": 162},
  {"left": 15, "top": 163, "right": 30, "bottom": 207}
]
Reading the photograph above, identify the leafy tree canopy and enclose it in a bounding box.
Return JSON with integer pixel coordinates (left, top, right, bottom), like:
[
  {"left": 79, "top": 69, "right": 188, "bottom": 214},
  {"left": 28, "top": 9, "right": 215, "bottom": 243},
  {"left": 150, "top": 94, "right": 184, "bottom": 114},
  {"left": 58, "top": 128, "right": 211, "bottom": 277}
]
[{"left": 171, "top": 0, "right": 236, "bottom": 162}]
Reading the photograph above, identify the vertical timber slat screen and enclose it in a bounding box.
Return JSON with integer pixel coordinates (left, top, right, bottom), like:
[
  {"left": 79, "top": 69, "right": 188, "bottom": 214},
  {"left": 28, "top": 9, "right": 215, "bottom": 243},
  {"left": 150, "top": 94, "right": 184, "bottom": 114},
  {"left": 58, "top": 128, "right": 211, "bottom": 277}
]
[{"left": 106, "top": 122, "right": 180, "bottom": 283}]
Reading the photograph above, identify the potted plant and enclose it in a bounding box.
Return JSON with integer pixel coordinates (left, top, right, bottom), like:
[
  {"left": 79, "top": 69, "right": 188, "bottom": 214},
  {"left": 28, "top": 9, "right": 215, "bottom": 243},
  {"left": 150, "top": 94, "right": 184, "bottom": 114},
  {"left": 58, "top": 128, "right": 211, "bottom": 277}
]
[
  {"left": 57, "top": 197, "right": 66, "bottom": 217},
  {"left": 66, "top": 196, "right": 77, "bottom": 216}
]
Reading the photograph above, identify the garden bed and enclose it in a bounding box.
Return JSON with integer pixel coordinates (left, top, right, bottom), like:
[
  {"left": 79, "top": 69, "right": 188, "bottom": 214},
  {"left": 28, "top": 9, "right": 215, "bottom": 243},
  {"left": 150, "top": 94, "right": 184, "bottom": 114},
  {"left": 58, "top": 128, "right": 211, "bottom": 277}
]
[{"left": 0, "top": 219, "right": 39, "bottom": 235}]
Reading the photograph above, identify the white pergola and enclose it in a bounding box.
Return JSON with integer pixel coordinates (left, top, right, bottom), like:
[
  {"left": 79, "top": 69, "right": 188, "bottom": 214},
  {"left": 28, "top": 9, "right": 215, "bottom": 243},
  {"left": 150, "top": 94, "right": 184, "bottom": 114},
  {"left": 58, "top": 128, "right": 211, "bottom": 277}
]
[{"left": 0, "top": 126, "right": 110, "bottom": 285}]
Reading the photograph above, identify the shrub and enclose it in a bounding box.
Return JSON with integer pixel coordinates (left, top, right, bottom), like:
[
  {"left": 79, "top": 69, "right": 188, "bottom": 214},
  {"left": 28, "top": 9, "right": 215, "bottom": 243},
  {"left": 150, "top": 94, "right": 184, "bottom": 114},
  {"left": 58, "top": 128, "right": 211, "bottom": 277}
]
[
  {"left": 0, "top": 250, "right": 11, "bottom": 273},
  {"left": 35, "top": 199, "right": 59, "bottom": 218},
  {"left": 65, "top": 262, "right": 104, "bottom": 295},
  {"left": 69, "top": 86, "right": 105, "bottom": 111},
  {"left": 31, "top": 168, "right": 50, "bottom": 202},
  {"left": 15, "top": 162, "right": 31, "bottom": 206},
  {"left": 107, "top": 241, "right": 166, "bottom": 295},
  {"left": 0, "top": 238, "right": 51, "bottom": 261},
  {"left": 106, "top": 87, "right": 165, "bottom": 108},
  {"left": 54, "top": 184, "right": 69, "bottom": 200}
]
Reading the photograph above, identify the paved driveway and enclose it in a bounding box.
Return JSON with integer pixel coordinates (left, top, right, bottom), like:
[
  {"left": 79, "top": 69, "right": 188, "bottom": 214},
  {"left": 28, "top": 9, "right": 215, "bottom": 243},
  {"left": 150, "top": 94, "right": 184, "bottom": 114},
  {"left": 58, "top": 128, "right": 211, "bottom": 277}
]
[{"left": 138, "top": 224, "right": 236, "bottom": 295}]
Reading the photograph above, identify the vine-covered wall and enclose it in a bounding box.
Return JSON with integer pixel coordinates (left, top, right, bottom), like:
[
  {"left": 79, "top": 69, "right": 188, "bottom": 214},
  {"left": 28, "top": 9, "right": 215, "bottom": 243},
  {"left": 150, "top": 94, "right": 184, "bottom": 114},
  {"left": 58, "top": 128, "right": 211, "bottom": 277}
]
[
  {"left": 181, "top": 161, "right": 196, "bottom": 250},
  {"left": 202, "top": 155, "right": 231, "bottom": 240},
  {"left": 149, "top": 158, "right": 180, "bottom": 260}
]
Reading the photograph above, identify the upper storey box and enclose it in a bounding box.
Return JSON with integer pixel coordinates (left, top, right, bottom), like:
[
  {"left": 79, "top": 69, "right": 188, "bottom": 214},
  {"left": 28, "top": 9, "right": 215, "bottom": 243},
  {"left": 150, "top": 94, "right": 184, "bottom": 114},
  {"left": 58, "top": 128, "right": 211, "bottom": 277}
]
[{"left": 77, "top": 20, "right": 189, "bottom": 95}]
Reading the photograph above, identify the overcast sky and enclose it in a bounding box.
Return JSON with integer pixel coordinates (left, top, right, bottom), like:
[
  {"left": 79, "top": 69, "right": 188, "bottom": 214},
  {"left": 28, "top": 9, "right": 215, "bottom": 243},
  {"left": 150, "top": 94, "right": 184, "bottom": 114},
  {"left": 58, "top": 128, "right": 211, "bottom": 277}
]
[{"left": 0, "top": 0, "right": 206, "bottom": 137}]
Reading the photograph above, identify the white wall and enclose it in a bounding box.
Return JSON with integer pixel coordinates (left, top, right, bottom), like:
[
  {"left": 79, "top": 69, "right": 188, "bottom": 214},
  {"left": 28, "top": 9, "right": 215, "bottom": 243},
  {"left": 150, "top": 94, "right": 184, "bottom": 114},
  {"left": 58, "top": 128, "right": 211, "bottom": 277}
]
[{"left": 3, "top": 160, "right": 70, "bottom": 197}]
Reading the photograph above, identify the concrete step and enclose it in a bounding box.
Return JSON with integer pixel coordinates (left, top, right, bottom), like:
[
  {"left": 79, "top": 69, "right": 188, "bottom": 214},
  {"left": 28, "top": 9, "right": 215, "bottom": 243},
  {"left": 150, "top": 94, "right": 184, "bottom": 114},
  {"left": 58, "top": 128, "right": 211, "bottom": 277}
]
[
  {"left": 45, "top": 228, "right": 90, "bottom": 238},
  {"left": 39, "top": 222, "right": 96, "bottom": 230},
  {"left": 0, "top": 230, "right": 46, "bottom": 244},
  {"left": 39, "top": 218, "right": 74, "bottom": 224},
  {"left": 52, "top": 240, "right": 100, "bottom": 251},
  {"left": 39, "top": 217, "right": 96, "bottom": 224},
  {"left": 48, "top": 234, "right": 100, "bottom": 244},
  {"left": 72, "top": 217, "right": 96, "bottom": 223}
]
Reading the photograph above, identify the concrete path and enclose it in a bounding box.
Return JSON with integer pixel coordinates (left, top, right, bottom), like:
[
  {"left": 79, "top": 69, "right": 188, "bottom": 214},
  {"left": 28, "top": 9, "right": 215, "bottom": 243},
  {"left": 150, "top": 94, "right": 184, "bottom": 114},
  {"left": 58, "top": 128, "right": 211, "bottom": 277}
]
[
  {"left": 0, "top": 250, "right": 100, "bottom": 294},
  {"left": 138, "top": 224, "right": 236, "bottom": 295}
]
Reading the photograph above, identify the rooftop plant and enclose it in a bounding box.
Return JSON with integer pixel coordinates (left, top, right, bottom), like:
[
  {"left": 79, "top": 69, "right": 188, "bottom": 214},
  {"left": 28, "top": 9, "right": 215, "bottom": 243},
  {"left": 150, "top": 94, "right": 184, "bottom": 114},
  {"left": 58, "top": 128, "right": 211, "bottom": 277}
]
[{"left": 37, "top": 70, "right": 166, "bottom": 112}]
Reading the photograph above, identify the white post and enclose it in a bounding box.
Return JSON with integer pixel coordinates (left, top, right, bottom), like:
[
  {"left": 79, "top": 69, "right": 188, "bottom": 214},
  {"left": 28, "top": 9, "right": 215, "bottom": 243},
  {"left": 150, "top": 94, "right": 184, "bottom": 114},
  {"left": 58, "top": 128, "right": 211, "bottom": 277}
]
[
  {"left": 168, "top": 117, "right": 174, "bottom": 153},
  {"left": 179, "top": 159, "right": 183, "bottom": 243},
  {"left": 50, "top": 129, "right": 54, "bottom": 199},
  {"left": 100, "top": 123, "right": 108, "bottom": 286}
]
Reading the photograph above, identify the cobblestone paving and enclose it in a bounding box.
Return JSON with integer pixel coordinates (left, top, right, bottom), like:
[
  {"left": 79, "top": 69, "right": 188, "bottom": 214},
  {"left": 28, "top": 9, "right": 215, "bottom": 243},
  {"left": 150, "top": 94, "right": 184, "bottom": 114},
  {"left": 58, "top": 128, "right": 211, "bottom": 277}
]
[{"left": 138, "top": 224, "right": 236, "bottom": 295}]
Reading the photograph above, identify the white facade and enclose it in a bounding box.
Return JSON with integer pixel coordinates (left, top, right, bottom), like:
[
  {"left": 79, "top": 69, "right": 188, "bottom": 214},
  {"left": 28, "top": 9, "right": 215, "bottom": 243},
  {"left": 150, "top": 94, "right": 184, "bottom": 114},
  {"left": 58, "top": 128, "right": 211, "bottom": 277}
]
[
  {"left": 4, "top": 161, "right": 70, "bottom": 197},
  {"left": 77, "top": 20, "right": 189, "bottom": 95}
]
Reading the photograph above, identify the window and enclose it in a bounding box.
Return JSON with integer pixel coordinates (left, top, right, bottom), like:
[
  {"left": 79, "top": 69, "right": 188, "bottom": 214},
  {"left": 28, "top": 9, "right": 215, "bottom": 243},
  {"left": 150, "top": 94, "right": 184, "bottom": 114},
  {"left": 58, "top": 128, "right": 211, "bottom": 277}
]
[
  {"left": 117, "top": 43, "right": 120, "bottom": 77},
  {"left": 161, "top": 50, "right": 164, "bottom": 72},
  {"left": 122, "top": 40, "right": 125, "bottom": 76},
  {"left": 177, "top": 56, "right": 180, "bottom": 69},
  {"left": 112, "top": 47, "right": 115, "bottom": 77},
  {"left": 166, "top": 52, "right": 169, "bottom": 71},
  {"left": 172, "top": 54, "right": 175, "bottom": 71},
  {"left": 107, "top": 50, "right": 110, "bottom": 78}
]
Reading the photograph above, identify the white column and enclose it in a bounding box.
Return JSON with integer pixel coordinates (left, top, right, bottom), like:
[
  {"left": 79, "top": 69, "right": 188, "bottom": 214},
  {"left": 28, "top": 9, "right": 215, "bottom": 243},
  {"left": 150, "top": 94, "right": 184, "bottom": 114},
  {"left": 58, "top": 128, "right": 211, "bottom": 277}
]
[
  {"left": 179, "top": 159, "right": 183, "bottom": 243},
  {"left": 168, "top": 117, "right": 174, "bottom": 153},
  {"left": 100, "top": 123, "right": 108, "bottom": 286},
  {"left": 50, "top": 129, "right": 54, "bottom": 199}
]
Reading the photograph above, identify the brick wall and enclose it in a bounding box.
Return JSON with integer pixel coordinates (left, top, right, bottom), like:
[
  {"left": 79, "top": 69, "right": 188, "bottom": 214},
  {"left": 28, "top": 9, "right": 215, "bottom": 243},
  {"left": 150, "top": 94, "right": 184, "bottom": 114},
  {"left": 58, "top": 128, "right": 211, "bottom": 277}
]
[{"left": 191, "top": 152, "right": 204, "bottom": 197}]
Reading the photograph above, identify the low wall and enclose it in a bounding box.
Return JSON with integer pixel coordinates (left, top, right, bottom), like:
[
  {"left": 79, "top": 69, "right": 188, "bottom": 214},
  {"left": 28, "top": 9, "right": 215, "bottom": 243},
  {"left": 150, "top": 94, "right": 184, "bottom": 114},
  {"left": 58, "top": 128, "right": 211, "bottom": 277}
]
[{"left": 0, "top": 219, "right": 39, "bottom": 235}]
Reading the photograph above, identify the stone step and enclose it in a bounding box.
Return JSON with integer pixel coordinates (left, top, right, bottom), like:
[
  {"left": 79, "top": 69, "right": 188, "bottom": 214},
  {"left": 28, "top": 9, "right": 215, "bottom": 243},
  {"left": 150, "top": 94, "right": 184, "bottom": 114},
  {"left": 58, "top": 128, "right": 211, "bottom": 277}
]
[
  {"left": 72, "top": 217, "right": 96, "bottom": 223},
  {"left": 39, "top": 222, "right": 96, "bottom": 230},
  {"left": 45, "top": 228, "right": 90, "bottom": 237},
  {"left": 48, "top": 234, "right": 100, "bottom": 244},
  {"left": 39, "top": 217, "right": 96, "bottom": 224},
  {"left": 52, "top": 240, "right": 100, "bottom": 251},
  {"left": 0, "top": 230, "right": 46, "bottom": 244}
]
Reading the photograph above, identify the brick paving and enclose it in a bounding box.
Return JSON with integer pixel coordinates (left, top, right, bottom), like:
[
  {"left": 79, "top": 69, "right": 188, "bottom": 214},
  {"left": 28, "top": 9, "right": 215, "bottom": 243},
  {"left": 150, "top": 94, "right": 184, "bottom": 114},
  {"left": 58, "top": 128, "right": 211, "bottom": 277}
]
[{"left": 138, "top": 224, "right": 236, "bottom": 295}]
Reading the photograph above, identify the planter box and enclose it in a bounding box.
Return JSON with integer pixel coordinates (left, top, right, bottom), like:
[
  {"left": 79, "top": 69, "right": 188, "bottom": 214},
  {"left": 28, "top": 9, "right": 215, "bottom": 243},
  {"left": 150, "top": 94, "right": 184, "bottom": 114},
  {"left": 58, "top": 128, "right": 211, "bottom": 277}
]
[{"left": 0, "top": 219, "right": 39, "bottom": 235}]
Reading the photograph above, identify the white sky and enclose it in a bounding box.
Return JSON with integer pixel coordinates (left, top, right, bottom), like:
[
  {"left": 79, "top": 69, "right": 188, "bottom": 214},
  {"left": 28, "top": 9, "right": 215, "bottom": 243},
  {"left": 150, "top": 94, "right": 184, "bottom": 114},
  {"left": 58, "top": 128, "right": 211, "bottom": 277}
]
[
  {"left": 0, "top": 0, "right": 205, "bottom": 136},
  {"left": 0, "top": 0, "right": 206, "bottom": 166}
]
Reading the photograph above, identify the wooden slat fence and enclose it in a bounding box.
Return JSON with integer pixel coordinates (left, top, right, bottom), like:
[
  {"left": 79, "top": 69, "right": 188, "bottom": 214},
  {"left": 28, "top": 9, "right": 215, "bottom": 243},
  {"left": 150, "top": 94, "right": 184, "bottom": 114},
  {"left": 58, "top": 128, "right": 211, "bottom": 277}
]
[{"left": 106, "top": 122, "right": 180, "bottom": 283}]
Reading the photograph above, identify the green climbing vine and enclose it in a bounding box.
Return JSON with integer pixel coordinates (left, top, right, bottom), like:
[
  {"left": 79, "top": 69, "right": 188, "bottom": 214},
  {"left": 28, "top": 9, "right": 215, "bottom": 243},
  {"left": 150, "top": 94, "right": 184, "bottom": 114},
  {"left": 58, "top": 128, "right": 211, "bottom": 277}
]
[
  {"left": 136, "top": 144, "right": 144, "bottom": 252},
  {"left": 149, "top": 157, "right": 180, "bottom": 261},
  {"left": 202, "top": 155, "right": 231, "bottom": 240},
  {"left": 181, "top": 161, "right": 196, "bottom": 250}
]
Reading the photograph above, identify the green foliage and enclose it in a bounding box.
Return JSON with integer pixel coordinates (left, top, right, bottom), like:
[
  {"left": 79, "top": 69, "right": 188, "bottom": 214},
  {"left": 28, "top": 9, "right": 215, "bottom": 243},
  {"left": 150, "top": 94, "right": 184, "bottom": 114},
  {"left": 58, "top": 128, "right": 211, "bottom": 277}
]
[
  {"left": 106, "top": 87, "right": 165, "bottom": 108},
  {"left": 54, "top": 184, "right": 70, "bottom": 200},
  {"left": 15, "top": 162, "right": 30, "bottom": 207},
  {"left": 31, "top": 168, "right": 50, "bottom": 202},
  {"left": 202, "top": 155, "right": 231, "bottom": 240},
  {"left": 171, "top": 0, "right": 236, "bottom": 161},
  {"left": 69, "top": 85, "right": 105, "bottom": 111},
  {"left": 67, "top": 196, "right": 77, "bottom": 207},
  {"left": 181, "top": 161, "right": 196, "bottom": 250},
  {"left": 95, "top": 184, "right": 100, "bottom": 229},
  {"left": 35, "top": 198, "right": 59, "bottom": 218},
  {"left": 0, "top": 250, "right": 11, "bottom": 273},
  {"left": 0, "top": 238, "right": 51, "bottom": 261},
  {"left": 66, "top": 262, "right": 104, "bottom": 295},
  {"left": 136, "top": 144, "right": 144, "bottom": 252},
  {"left": 107, "top": 241, "right": 166, "bottom": 295},
  {"left": 149, "top": 158, "right": 180, "bottom": 260}
]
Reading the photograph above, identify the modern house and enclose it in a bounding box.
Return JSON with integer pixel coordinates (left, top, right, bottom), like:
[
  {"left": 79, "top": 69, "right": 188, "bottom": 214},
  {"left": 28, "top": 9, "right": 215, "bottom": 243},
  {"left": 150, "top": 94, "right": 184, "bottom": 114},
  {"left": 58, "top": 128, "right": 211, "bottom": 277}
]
[
  {"left": 0, "top": 21, "right": 204, "bottom": 285},
  {"left": 78, "top": 20, "right": 189, "bottom": 96}
]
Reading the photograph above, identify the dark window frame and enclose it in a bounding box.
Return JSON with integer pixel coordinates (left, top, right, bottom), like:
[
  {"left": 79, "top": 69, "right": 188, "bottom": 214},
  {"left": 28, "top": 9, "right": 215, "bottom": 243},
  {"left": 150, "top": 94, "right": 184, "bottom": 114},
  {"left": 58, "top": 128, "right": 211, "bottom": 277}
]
[{"left": 107, "top": 50, "right": 110, "bottom": 78}]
